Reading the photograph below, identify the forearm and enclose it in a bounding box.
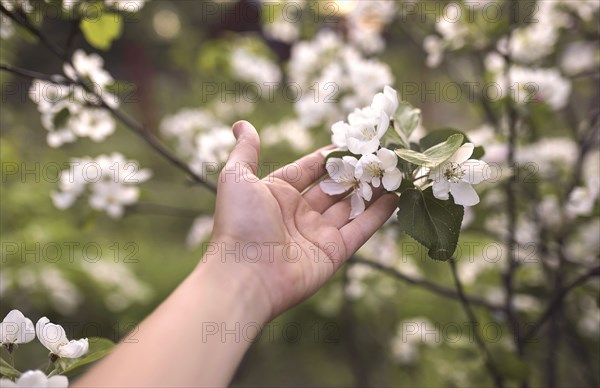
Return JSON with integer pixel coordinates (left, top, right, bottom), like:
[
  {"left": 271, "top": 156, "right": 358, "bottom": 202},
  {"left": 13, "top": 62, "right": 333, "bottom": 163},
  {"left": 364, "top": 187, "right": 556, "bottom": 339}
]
[{"left": 74, "top": 257, "right": 271, "bottom": 387}]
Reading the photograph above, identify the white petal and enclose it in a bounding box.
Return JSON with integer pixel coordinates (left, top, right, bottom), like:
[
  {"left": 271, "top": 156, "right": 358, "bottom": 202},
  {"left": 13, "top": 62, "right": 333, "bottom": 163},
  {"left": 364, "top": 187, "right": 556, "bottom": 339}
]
[
  {"left": 376, "top": 112, "right": 390, "bottom": 139},
  {"left": 331, "top": 121, "right": 349, "bottom": 148},
  {"left": 0, "top": 378, "right": 18, "bottom": 387},
  {"left": 371, "top": 86, "right": 398, "bottom": 117},
  {"left": 432, "top": 180, "right": 450, "bottom": 200},
  {"left": 50, "top": 191, "right": 77, "bottom": 210},
  {"left": 57, "top": 338, "right": 88, "bottom": 358},
  {"left": 346, "top": 136, "right": 363, "bottom": 155},
  {"left": 450, "top": 182, "right": 480, "bottom": 206},
  {"left": 359, "top": 182, "right": 373, "bottom": 201},
  {"left": 0, "top": 310, "right": 35, "bottom": 344},
  {"left": 342, "top": 156, "right": 358, "bottom": 168},
  {"left": 350, "top": 192, "right": 366, "bottom": 219},
  {"left": 382, "top": 169, "right": 402, "bottom": 191},
  {"left": 462, "top": 159, "right": 488, "bottom": 184},
  {"left": 359, "top": 138, "right": 380, "bottom": 155},
  {"left": 372, "top": 177, "right": 381, "bottom": 188},
  {"left": 133, "top": 168, "right": 152, "bottom": 183},
  {"left": 47, "top": 375, "right": 69, "bottom": 388},
  {"left": 320, "top": 179, "right": 351, "bottom": 195},
  {"left": 36, "top": 317, "right": 67, "bottom": 354},
  {"left": 15, "top": 370, "right": 48, "bottom": 386},
  {"left": 106, "top": 204, "right": 124, "bottom": 219},
  {"left": 325, "top": 158, "right": 346, "bottom": 181},
  {"left": 376, "top": 148, "right": 398, "bottom": 170},
  {"left": 355, "top": 154, "right": 378, "bottom": 180},
  {"left": 450, "top": 143, "right": 475, "bottom": 164}
]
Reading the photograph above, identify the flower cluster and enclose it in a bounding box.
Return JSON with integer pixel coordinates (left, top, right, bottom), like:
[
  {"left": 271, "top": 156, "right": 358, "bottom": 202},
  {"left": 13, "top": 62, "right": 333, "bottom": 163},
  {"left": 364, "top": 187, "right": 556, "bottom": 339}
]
[
  {"left": 321, "top": 86, "right": 489, "bottom": 220},
  {"left": 29, "top": 50, "right": 118, "bottom": 147},
  {"left": 289, "top": 30, "right": 394, "bottom": 128},
  {"left": 230, "top": 44, "right": 282, "bottom": 85},
  {"left": 159, "top": 108, "right": 237, "bottom": 175},
  {"left": 51, "top": 153, "right": 152, "bottom": 219},
  {"left": 320, "top": 86, "right": 403, "bottom": 218},
  {"left": 0, "top": 309, "right": 91, "bottom": 387}
]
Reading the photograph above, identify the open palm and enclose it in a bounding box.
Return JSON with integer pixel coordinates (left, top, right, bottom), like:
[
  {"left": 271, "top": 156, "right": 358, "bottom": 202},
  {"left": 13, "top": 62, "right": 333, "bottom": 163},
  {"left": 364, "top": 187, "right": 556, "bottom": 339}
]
[{"left": 209, "top": 121, "right": 398, "bottom": 318}]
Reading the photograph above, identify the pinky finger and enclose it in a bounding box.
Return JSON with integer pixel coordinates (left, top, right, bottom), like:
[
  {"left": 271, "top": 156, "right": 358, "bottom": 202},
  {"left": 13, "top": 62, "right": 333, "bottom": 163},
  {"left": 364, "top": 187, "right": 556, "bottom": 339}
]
[{"left": 340, "top": 193, "right": 398, "bottom": 257}]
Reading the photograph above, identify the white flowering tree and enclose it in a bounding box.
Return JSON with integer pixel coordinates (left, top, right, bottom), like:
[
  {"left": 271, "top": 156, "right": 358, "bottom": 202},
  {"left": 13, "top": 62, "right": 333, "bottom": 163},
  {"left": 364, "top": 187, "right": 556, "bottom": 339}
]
[{"left": 1, "top": 0, "right": 598, "bottom": 386}]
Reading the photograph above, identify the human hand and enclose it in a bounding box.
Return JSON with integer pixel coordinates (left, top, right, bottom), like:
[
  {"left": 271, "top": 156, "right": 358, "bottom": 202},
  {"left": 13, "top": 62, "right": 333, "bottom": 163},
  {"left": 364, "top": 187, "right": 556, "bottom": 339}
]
[{"left": 202, "top": 121, "right": 398, "bottom": 320}]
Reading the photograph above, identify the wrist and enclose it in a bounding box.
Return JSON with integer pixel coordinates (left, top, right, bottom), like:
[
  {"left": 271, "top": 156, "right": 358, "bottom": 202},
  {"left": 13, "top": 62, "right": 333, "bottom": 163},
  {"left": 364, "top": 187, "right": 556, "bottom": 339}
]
[{"left": 191, "top": 238, "right": 274, "bottom": 325}]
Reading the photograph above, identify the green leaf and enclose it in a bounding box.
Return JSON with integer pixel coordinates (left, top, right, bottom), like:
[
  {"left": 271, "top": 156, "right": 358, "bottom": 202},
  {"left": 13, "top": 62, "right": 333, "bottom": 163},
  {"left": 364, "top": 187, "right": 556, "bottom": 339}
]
[
  {"left": 52, "top": 107, "right": 71, "bottom": 130},
  {"left": 380, "top": 125, "right": 404, "bottom": 148},
  {"left": 81, "top": 10, "right": 123, "bottom": 51},
  {"left": 392, "top": 101, "right": 421, "bottom": 147},
  {"left": 423, "top": 133, "right": 464, "bottom": 160},
  {"left": 394, "top": 134, "right": 464, "bottom": 168},
  {"left": 396, "top": 188, "right": 464, "bottom": 261},
  {"left": 420, "top": 128, "right": 485, "bottom": 159},
  {"left": 324, "top": 150, "right": 357, "bottom": 163},
  {"left": 396, "top": 178, "right": 415, "bottom": 193},
  {"left": 0, "top": 357, "right": 21, "bottom": 379},
  {"left": 62, "top": 337, "right": 115, "bottom": 375}
]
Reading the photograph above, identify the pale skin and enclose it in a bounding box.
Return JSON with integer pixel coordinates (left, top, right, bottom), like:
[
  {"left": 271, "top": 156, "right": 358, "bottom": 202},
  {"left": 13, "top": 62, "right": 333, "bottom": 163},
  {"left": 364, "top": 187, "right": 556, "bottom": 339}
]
[{"left": 74, "top": 121, "right": 398, "bottom": 387}]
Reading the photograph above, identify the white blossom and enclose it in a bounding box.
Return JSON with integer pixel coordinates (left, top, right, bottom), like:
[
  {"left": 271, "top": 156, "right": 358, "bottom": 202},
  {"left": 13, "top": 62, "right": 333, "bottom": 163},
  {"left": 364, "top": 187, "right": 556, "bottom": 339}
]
[
  {"left": 261, "top": 119, "right": 313, "bottom": 152},
  {"left": 565, "top": 177, "right": 599, "bottom": 218},
  {"left": 160, "top": 109, "right": 219, "bottom": 159},
  {"left": 36, "top": 317, "right": 88, "bottom": 359},
  {"left": 355, "top": 148, "right": 402, "bottom": 191},
  {"left": 68, "top": 108, "right": 115, "bottom": 142},
  {"left": 51, "top": 153, "right": 151, "bottom": 219},
  {"left": 0, "top": 310, "right": 35, "bottom": 349},
  {"left": 499, "top": 66, "right": 572, "bottom": 111},
  {"left": 289, "top": 30, "right": 393, "bottom": 127},
  {"left": 430, "top": 143, "right": 488, "bottom": 206},
  {"left": 423, "top": 35, "right": 444, "bottom": 68},
  {"left": 192, "top": 126, "right": 236, "bottom": 170},
  {"left": 230, "top": 46, "right": 281, "bottom": 85},
  {"left": 64, "top": 50, "right": 113, "bottom": 88},
  {"left": 29, "top": 60, "right": 118, "bottom": 148},
  {"left": 346, "top": 0, "right": 396, "bottom": 54},
  {"left": 515, "top": 137, "right": 577, "bottom": 176},
  {"left": 345, "top": 112, "right": 389, "bottom": 155},
  {"left": 80, "top": 261, "right": 152, "bottom": 312},
  {"left": 186, "top": 215, "right": 214, "bottom": 249},
  {"left": 561, "top": 41, "right": 599, "bottom": 76},
  {"left": 0, "top": 370, "right": 68, "bottom": 388},
  {"left": 320, "top": 157, "right": 372, "bottom": 219}
]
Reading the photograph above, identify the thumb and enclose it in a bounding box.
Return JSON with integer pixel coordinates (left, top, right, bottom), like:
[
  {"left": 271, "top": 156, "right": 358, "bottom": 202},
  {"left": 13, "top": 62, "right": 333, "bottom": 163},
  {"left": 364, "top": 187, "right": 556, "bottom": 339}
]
[{"left": 226, "top": 120, "right": 260, "bottom": 175}]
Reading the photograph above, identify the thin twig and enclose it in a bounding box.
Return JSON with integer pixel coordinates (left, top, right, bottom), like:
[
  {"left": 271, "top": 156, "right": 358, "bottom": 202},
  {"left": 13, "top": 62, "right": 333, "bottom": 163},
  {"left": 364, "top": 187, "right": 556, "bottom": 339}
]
[
  {"left": 0, "top": 63, "right": 74, "bottom": 84},
  {"left": 449, "top": 259, "right": 505, "bottom": 388},
  {"left": 0, "top": 4, "right": 65, "bottom": 60},
  {"left": 500, "top": 27, "right": 524, "bottom": 356},
  {"left": 0, "top": 10, "right": 218, "bottom": 192},
  {"left": 520, "top": 266, "right": 600, "bottom": 345},
  {"left": 349, "top": 257, "right": 503, "bottom": 311}
]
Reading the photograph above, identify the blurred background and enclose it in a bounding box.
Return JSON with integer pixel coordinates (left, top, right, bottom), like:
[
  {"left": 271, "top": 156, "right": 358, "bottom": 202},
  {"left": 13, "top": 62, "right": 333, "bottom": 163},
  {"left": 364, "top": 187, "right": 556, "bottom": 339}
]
[{"left": 1, "top": 0, "right": 599, "bottom": 386}]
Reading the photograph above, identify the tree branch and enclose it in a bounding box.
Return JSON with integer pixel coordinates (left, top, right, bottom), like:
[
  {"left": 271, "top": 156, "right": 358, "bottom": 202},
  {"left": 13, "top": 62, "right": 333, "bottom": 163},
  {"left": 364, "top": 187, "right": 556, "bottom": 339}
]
[
  {"left": 520, "top": 266, "right": 600, "bottom": 345},
  {"left": 0, "top": 15, "right": 218, "bottom": 192},
  {"left": 349, "top": 257, "right": 504, "bottom": 311},
  {"left": 500, "top": 27, "right": 524, "bottom": 356},
  {"left": 449, "top": 259, "right": 505, "bottom": 388}
]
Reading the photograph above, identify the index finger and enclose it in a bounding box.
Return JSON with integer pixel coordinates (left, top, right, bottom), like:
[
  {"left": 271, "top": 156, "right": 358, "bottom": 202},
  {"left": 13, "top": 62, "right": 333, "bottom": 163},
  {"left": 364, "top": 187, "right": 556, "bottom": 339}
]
[
  {"left": 339, "top": 193, "right": 398, "bottom": 258},
  {"left": 265, "top": 145, "right": 334, "bottom": 192}
]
